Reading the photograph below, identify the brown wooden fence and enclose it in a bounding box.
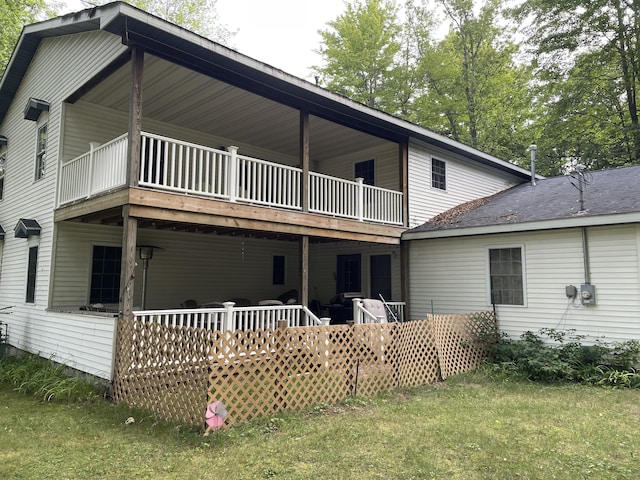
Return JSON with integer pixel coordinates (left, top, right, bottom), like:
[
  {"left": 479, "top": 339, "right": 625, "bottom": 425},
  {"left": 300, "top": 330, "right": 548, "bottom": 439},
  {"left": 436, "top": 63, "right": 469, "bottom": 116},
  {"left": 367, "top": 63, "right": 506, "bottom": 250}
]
[{"left": 112, "top": 311, "right": 496, "bottom": 431}]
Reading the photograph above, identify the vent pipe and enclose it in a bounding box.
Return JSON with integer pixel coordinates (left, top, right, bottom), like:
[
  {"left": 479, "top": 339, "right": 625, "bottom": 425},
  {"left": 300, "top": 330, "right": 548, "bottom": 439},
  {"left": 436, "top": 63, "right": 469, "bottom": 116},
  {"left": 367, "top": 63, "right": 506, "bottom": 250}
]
[{"left": 527, "top": 144, "right": 537, "bottom": 186}]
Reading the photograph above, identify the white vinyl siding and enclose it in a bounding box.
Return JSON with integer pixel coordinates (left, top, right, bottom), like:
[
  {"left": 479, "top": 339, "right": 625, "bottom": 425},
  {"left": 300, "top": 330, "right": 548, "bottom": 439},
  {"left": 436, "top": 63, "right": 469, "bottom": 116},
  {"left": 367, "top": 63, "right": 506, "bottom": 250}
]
[
  {"left": 407, "top": 139, "right": 520, "bottom": 228},
  {"left": 0, "top": 30, "right": 128, "bottom": 379},
  {"left": 408, "top": 225, "right": 640, "bottom": 343}
]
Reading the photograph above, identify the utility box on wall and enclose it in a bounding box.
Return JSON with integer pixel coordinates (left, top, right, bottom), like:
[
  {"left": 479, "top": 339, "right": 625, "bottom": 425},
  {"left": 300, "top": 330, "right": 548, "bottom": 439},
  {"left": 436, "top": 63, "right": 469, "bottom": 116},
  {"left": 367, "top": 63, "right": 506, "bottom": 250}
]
[{"left": 580, "top": 284, "right": 596, "bottom": 305}]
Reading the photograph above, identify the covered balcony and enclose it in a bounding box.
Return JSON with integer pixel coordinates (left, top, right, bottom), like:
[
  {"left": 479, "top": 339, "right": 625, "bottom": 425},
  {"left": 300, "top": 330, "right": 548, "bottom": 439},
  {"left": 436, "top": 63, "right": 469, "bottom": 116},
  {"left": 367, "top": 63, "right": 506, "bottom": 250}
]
[{"left": 57, "top": 132, "right": 403, "bottom": 226}]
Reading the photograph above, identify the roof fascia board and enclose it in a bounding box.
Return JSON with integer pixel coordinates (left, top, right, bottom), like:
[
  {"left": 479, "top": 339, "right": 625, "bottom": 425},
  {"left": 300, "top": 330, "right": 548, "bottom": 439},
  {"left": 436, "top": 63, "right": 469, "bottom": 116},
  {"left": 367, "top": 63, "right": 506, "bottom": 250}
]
[{"left": 402, "top": 212, "right": 640, "bottom": 240}]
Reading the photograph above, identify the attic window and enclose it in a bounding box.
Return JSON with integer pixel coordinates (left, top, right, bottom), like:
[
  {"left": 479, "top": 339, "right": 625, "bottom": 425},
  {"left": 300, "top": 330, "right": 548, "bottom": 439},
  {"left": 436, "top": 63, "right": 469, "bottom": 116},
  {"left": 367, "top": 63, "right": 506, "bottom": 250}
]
[
  {"left": 14, "top": 218, "right": 41, "bottom": 238},
  {"left": 0, "top": 225, "right": 4, "bottom": 240},
  {"left": 23, "top": 98, "right": 49, "bottom": 121}
]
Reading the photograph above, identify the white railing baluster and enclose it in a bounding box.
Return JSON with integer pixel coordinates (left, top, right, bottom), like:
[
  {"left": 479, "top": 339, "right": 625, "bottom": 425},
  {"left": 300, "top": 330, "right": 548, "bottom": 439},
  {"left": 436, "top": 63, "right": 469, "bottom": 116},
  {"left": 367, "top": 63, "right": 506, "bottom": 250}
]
[{"left": 60, "top": 132, "right": 402, "bottom": 225}]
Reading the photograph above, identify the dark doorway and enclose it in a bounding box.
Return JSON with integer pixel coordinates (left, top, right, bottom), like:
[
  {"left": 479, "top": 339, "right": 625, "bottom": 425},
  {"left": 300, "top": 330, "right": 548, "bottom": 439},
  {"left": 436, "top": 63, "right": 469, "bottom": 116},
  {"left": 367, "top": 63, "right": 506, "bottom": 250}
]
[{"left": 370, "top": 254, "right": 392, "bottom": 300}]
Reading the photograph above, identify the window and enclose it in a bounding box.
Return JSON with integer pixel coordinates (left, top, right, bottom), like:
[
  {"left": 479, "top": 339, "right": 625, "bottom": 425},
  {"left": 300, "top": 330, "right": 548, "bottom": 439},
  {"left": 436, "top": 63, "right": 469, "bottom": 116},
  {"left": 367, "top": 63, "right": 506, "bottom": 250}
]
[
  {"left": 0, "top": 152, "right": 5, "bottom": 200},
  {"left": 355, "top": 159, "right": 375, "bottom": 185},
  {"left": 90, "top": 246, "right": 122, "bottom": 304},
  {"left": 489, "top": 247, "right": 524, "bottom": 305},
  {"left": 35, "top": 123, "right": 47, "bottom": 180},
  {"left": 336, "top": 254, "right": 361, "bottom": 294},
  {"left": 26, "top": 246, "right": 38, "bottom": 303},
  {"left": 432, "top": 158, "right": 446, "bottom": 190},
  {"left": 272, "top": 255, "right": 285, "bottom": 285}
]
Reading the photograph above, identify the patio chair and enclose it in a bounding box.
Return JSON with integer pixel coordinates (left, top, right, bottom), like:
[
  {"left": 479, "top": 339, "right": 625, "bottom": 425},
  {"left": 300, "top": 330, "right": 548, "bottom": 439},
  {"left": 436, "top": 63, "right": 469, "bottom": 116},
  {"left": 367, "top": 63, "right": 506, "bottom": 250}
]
[
  {"left": 181, "top": 299, "right": 198, "bottom": 308},
  {"left": 362, "top": 298, "right": 387, "bottom": 323}
]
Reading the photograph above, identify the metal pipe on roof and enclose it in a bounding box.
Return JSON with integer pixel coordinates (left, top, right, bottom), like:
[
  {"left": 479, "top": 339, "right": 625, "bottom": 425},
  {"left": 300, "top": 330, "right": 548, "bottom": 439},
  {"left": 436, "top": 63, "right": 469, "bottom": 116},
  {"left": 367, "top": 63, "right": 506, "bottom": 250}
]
[{"left": 528, "top": 144, "right": 537, "bottom": 186}]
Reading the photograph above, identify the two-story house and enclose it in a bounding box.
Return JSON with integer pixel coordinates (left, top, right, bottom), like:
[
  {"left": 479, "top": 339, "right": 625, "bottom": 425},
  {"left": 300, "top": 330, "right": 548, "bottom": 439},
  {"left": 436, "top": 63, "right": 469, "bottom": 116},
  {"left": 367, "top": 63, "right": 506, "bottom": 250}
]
[{"left": 0, "top": 2, "right": 532, "bottom": 379}]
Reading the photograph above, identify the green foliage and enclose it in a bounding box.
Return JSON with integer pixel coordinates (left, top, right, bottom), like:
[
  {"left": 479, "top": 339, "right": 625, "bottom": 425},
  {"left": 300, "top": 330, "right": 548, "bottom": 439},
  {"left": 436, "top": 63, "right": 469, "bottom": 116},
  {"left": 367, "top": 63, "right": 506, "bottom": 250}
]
[
  {"left": 485, "top": 328, "right": 640, "bottom": 387},
  {"left": 0, "top": 0, "right": 55, "bottom": 75},
  {"left": 512, "top": 0, "right": 640, "bottom": 170},
  {"left": 0, "top": 354, "right": 103, "bottom": 402},
  {"left": 316, "top": 0, "right": 402, "bottom": 110}
]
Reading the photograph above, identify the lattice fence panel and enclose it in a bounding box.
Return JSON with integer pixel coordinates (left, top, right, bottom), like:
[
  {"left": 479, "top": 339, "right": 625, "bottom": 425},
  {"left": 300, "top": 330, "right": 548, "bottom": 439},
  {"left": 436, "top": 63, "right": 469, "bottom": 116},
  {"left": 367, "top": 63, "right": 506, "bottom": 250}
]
[
  {"left": 114, "top": 311, "right": 496, "bottom": 431},
  {"left": 430, "top": 311, "right": 497, "bottom": 379},
  {"left": 394, "top": 320, "right": 441, "bottom": 387},
  {"left": 112, "top": 319, "right": 213, "bottom": 425}
]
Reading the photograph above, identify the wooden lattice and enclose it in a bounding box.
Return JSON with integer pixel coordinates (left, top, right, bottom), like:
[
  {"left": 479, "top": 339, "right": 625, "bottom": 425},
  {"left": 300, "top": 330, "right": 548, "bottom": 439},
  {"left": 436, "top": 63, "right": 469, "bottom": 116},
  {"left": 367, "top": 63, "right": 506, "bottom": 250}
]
[
  {"left": 429, "top": 311, "right": 497, "bottom": 379},
  {"left": 112, "top": 317, "right": 212, "bottom": 426},
  {"left": 111, "top": 311, "right": 497, "bottom": 431}
]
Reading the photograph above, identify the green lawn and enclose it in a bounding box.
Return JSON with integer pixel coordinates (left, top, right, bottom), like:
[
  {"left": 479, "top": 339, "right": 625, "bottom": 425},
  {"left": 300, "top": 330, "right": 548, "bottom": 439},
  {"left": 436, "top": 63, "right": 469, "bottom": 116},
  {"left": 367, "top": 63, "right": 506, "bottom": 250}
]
[{"left": 1, "top": 372, "right": 639, "bottom": 479}]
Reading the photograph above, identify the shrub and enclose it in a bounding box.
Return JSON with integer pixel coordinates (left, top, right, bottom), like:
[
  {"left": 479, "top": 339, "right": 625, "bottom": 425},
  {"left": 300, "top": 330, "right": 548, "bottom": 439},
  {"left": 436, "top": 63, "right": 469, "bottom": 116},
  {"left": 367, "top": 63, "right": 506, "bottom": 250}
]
[
  {"left": 485, "top": 329, "right": 640, "bottom": 387},
  {"left": 0, "top": 354, "right": 102, "bottom": 402}
]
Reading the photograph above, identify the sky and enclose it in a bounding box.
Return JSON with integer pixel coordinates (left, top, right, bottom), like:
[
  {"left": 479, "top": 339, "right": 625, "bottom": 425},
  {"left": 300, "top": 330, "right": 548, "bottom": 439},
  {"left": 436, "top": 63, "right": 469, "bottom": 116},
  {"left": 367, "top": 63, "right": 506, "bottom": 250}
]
[{"left": 61, "top": 0, "right": 347, "bottom": 80}]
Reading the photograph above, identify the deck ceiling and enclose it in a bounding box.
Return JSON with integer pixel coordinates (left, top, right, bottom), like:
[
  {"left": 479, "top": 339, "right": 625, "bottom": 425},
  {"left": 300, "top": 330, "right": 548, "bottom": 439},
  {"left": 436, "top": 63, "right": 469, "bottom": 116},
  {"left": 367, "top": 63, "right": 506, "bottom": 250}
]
[{"left": 77, "top": 54, "right": 390, "bottom": 161}]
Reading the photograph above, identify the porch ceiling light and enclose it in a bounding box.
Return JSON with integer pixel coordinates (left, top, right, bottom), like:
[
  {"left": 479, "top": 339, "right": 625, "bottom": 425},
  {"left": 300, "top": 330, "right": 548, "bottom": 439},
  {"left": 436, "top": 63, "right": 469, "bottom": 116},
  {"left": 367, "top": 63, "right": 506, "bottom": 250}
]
[
  {"left": 14, "top": 218, "right": 41, "bottom": 238},
  {"left": 23, "top": 98, "right": 49, "bottom": 121}
]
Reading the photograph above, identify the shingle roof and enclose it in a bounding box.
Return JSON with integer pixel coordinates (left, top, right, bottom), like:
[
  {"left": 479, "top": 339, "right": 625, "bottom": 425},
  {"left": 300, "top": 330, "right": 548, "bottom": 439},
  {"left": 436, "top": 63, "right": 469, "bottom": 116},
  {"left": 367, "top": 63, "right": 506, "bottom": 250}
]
[{"left": 408, "top": 164, "right": 640, "bottom": 234}]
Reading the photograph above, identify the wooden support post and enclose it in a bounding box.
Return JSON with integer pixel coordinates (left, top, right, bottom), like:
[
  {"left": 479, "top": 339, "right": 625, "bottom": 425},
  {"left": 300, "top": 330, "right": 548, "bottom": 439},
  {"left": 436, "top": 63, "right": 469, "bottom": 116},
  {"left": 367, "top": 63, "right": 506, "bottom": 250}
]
[
  {"left": 119, "top": 205, "right": 138, "bottom": 318},
  {"left": 300, "top": 235, "right": 309, "bottom": 308},
  {"left": 300, "top": 110, "right": 310, "bottom": 212},
  {"left": 127, "top": 45, "right": 144, "bottom": 187},
  {"left": 400, "top": 240, "right": 409, "bottom": 320}
]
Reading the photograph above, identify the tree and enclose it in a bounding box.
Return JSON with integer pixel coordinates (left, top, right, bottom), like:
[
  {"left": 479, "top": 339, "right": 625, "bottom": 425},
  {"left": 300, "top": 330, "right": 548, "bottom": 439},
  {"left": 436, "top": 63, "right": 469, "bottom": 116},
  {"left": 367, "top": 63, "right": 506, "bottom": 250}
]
[
  {"left": 513, "top": 0, "right": 640, "bottom": 166},
  {"left": 408, "top": 0, "right": 534, "bottom": 163},
  {"left": 80, "top": 0, "right": 234, "bottom": 44},
  {"left": 0, "top": 0, "right": 53, "bottom": 75},
  {"left": 315, "top": 0, "right": 402, "bottom": 110}
]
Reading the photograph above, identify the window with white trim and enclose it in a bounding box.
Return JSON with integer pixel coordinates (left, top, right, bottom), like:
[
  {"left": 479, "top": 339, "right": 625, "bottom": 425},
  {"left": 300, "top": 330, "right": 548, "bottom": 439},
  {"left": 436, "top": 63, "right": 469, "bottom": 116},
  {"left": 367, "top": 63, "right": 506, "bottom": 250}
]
[
  {"left": 0, "top": 151, "right": 5, "bottom": 199},
  {"left": 26, "top": 246, "right": 38, "bottom": 303},
  {"left": 432, "top": 158, "right": 446, "bottom": 190},
  {"left": 489, "top": 247, "right": 524, "bottom": 305},
  {"left": 35, "top": 123, "right": 47, "bottom": 180}
]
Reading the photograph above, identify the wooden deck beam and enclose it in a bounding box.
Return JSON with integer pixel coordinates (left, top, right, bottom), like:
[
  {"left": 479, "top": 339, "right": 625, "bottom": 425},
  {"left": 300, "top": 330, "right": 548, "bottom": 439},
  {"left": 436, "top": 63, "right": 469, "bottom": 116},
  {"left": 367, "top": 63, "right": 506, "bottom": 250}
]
[{"left": 55, "top": 187, "right": 404, "bottom": 244}]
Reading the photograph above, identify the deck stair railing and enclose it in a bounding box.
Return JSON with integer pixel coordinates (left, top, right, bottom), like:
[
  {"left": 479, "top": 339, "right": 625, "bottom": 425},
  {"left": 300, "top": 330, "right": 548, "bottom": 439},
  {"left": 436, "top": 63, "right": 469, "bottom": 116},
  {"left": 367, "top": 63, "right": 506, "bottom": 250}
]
[
  {"left": 353, "top": 298, "right": 405, "bottom": 324},
  {"left": 58, "top": 133, "right": 402, "bottom": 225}
]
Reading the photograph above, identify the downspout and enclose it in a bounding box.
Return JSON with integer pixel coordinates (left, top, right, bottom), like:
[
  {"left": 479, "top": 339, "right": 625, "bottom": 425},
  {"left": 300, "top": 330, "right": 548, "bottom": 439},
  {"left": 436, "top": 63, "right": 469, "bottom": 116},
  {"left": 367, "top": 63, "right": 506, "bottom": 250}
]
[{"left": 581, "top": 227, "right": 590, "bottom": 284}]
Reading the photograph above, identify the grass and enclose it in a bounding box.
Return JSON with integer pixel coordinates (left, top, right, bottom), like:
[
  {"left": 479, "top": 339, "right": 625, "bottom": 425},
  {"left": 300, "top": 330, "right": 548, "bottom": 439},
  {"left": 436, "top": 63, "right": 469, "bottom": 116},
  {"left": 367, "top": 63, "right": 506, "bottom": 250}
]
[{"left": 1, "top": 369, "right": 639, "bottom": 480}]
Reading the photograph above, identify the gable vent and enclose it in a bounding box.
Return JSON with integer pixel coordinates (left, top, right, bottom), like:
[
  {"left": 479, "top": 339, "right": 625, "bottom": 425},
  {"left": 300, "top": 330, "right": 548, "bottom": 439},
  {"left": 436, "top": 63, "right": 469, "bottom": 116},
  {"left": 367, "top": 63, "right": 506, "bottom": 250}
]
[
  {"left": 14, "top": 218, "right": 41, "bottom": 238},
  {"left": 23, "top": 98, "right": 49, "bottom": 121}
]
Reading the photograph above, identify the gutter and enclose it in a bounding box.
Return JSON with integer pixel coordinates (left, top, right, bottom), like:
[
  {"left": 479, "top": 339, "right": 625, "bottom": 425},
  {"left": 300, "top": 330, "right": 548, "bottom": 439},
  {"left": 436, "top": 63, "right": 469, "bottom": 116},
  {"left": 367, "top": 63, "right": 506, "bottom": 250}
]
[{"left": 402, "top": 211, "right": 640, "bottom": 241}]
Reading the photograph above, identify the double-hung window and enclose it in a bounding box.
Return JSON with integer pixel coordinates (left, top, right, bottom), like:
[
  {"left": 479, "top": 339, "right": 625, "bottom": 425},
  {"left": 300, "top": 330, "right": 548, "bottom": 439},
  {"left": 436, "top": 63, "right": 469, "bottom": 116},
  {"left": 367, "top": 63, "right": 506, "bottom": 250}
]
[
  {"left": 432, "top": 158, "right": 446, "bottom": 190},
  {"left": 35, "top": 123, "right": 47, "bottom": 180},
  {"left": 488, "top": 247, "right": 525, "bottom": 305},
  {"left": 0, "top": 151, "right": 5, "bottom": 199},
  {"left": 26, "top": 246, "right": 38, "bottom": 303}
]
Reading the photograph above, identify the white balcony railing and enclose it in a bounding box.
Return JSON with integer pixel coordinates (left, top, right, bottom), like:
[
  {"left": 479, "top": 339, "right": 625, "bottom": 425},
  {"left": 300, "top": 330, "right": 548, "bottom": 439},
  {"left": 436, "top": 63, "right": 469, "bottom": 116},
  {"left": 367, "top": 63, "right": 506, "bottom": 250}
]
[
  {"left": 132, "top": 302, "right": 324, "bottom": 332},
  {"left": 58, "top": 132, "right": 403, "bottom": 225}
]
